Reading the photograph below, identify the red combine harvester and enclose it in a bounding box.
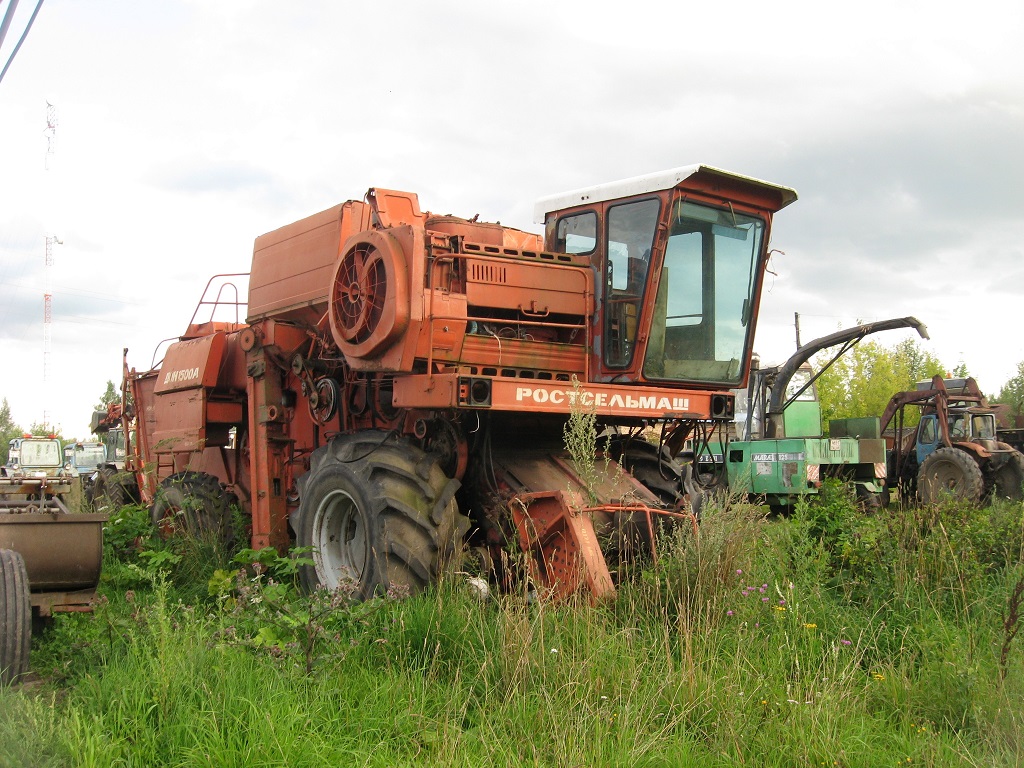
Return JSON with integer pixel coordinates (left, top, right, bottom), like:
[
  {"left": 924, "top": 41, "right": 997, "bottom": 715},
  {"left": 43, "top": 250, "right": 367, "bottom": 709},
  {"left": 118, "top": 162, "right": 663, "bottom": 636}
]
[{"left": 121, "top": 166, "right": 796, "bottom": 600}]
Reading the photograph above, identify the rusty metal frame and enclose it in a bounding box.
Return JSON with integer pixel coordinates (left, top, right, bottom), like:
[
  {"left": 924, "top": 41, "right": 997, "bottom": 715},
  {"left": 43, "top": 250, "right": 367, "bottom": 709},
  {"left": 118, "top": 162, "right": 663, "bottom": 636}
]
[{"left": 510, "top": 491, "right": 698, "bottom": 602}]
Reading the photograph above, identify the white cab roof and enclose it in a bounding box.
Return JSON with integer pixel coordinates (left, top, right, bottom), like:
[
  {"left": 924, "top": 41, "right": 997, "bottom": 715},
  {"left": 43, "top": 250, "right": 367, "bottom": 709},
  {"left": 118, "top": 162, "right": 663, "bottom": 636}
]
[{"left": 533, "top": 164, "right": 797, "bottom": 224}]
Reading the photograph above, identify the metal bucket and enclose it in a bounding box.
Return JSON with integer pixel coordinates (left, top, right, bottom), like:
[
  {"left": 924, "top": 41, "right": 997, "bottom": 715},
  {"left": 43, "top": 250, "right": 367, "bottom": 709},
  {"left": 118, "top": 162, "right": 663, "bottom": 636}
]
[{"left": 0, "top": 511, "right": 106, "bottom": 591}]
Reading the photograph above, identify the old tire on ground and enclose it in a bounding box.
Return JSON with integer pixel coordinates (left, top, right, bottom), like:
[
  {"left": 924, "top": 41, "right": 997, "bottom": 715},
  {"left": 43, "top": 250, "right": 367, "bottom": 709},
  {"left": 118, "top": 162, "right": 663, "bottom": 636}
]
[
  {"left": 918, "top": 447, "right": 984, "bottom": 505},
  {"left": 151, "top": 472, "right": 232, "bottom": 542},
  {"left": 92, "top": 466, "right": 134, "bottom": 512},
  {"left": 1, "top": 548, "right": 31, "bottom": 686},
  {"left": 294, "top": 431, "right": 468, "bottom": 600},
  {"left": 992, "top": 450, "right": 1024, "bottom": 501}
]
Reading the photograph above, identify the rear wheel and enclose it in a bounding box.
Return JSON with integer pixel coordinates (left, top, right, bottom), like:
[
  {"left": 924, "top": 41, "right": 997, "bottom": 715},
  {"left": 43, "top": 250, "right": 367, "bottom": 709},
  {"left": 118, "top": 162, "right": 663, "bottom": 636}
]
[
  {"left": 151, "top": 472, "right": 233, "bottom": 542},
  {"left": 295, "top": 431, "right": 469, "bottom": 600},
  {"left": 604, "top": 435, "right": 684, "bottom": 506},
  {"left": 918, "top": 447, "right": 984, "bottom": 505},
  {"left": 603, "top": 435, "right": 692, "bottom": 558},
  {"left": 992, "top": 451, "right": 1024, "bottom": 500},
  {"left": 1, "top": 549, "right": 31, "bottom": 685}
]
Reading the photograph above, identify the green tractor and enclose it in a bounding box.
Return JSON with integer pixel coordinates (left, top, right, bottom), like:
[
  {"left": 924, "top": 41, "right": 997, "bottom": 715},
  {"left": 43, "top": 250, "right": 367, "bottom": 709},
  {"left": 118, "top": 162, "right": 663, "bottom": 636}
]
[{"left": 693, "top": 317, "right": 928, "bottom": 511}]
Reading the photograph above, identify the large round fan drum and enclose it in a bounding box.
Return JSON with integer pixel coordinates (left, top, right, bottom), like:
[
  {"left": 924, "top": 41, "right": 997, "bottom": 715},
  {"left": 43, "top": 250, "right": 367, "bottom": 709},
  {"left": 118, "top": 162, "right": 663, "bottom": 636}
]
[{"left": 328, "top": 230, "right": 409, "bottom": 359}]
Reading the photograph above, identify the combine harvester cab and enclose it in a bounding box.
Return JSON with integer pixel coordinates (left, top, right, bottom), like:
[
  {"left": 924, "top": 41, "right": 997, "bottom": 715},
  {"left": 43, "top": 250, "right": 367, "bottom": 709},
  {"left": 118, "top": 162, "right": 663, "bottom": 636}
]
[
  {"left": 124, "top": 166, "right": 797, "bottom": 601},
  {"left": 1, "top": 435, "right": 106, "bottom": 684}
]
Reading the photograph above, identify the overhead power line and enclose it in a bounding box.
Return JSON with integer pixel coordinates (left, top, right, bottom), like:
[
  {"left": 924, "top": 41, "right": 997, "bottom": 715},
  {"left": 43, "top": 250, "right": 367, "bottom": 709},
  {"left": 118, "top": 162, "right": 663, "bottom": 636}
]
[{"left": 0, "top": 0, "right": 45, "bottom": 87}]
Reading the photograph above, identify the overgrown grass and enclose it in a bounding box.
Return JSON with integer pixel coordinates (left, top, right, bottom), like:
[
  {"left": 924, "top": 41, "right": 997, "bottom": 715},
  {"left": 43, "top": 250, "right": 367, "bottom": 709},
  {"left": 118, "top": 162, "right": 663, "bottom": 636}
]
[{"left": 2, "top": 487, "right": 1023, "bottom": 766}]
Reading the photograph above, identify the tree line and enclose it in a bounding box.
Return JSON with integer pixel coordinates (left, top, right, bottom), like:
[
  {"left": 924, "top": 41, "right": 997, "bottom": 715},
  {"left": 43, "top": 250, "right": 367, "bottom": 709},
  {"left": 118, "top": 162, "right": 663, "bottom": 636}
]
[{"left": 813, "top": 338, "right": 1024, "bottom": 430}]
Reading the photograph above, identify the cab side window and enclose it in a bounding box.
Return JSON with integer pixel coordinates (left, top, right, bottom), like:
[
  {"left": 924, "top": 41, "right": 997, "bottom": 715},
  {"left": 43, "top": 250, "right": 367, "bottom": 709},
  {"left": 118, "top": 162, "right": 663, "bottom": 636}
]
[{"left": 555, "top": 212, "right": 597, "bottom": 254}]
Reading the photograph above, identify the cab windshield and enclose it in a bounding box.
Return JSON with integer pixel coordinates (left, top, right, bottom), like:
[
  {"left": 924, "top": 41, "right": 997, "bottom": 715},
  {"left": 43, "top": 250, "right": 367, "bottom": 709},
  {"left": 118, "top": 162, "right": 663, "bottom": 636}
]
[
  {"left": 74, "top": 444, "right": 107, "bottom": 470},
  {"left": 643, "top": 199, "right": 765, "bottom": 385},
  {"left": 19, "top": 439, "right": 62, "bottom": 467}
]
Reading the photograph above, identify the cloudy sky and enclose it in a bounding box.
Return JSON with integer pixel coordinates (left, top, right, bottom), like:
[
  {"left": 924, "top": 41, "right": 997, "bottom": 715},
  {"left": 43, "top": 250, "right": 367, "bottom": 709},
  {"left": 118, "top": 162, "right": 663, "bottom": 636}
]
[{"left": 1, "top": 0, "right": 1022, "bottom": 436}]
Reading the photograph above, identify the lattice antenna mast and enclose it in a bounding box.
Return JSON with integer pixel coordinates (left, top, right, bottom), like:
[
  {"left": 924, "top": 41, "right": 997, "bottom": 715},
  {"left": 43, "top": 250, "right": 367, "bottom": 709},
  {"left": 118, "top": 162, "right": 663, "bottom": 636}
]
[
  {"left": 44, "top": 100, "right": 57, "bottom": 170},
  {"left": 42, "top": 101, "right": 60, "bottom": 430},
  {"left": 42, "top": 235, "right": 61, "bottom": 429}
]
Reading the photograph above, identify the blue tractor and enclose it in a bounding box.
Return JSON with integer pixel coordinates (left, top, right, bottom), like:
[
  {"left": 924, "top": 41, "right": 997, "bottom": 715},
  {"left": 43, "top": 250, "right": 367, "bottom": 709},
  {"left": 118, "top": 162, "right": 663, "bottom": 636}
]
[{"left": 882, "top": 376, "right": 1024, "bottom": 504}]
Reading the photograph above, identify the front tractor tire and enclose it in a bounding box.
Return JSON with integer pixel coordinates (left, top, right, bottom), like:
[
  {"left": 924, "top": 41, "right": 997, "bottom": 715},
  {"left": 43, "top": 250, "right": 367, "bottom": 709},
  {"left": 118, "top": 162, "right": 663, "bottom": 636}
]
[
  {"left": 151, "top": 472, "right": 233, "bottom": 543},
  {"left": 295, "top": 432, "right": 468, "bottom": 601},
  {"left": 604, "top": 434, "right": 684, "bottom": 507},
  {"left": 1, "top": 548, "right": 31, "bottom": 686},
  {"left": 917, "top": 447, "right": 984, "bottom": 505},
  {"left": 601, "top": 434, "right": 693, "bottom": 558},
  {"left": 91, "top": 466, "right": 136, "bottom": 512}
]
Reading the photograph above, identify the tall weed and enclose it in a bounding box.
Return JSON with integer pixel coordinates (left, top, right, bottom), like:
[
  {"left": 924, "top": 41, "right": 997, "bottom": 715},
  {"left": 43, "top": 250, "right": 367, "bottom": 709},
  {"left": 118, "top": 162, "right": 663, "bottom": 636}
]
[{"left": 7, "top": 485, "right": 1024, "bottom": 766}]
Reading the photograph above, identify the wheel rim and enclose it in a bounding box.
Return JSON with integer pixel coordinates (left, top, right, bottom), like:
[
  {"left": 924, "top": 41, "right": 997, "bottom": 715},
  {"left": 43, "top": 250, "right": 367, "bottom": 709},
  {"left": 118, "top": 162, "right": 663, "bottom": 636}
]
[
  {"left": 312, "top": 488, "right": 368, "bottom": 589},
  {"left": 924, "top": 458, "right": 967, "bottom": 498},
  {"left": 156, "top": 502, "right": 185, "bottom": 537}
]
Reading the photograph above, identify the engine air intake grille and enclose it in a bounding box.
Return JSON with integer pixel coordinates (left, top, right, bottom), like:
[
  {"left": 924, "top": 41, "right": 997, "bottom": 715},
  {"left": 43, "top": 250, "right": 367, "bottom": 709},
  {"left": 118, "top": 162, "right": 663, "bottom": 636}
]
[
  {"left": 461, "top": 241, "right": 583, "bottom": 265},
  {"left": 468, "top": 263, "right": 507, "bottom": 284}
]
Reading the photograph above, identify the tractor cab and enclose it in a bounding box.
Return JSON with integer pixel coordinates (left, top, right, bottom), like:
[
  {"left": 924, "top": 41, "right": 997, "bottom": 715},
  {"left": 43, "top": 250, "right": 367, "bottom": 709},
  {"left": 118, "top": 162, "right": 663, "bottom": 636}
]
[
  {"left": 5, "top": 436, "right": 63, "bottom": 476},
  {"left": 734, "top": 362, "right": 821, "bottom": 442},
  {"left": 535, "top": 165, "right": 797, "bottom": 389},
  {"left": 916, "top": 408, "right": 1000, "bottom": 465},
  {"left": 65, "top": 442, "right": 107, "bottom": 474}
]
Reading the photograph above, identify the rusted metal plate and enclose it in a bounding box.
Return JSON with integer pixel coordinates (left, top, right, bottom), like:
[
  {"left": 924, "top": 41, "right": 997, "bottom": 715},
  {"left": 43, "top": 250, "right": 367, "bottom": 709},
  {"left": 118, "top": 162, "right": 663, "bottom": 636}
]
[
  {"left": 0, "top": 477, "right": 73, "bottom": 496},
  {"left": 0, "top": 512, "right": 106, "bottom": 591},
  {"left": 249, "top": 200, "right": 374, "bottom": 323},
  {"left": 510, "top": 490, "right": 614, "bottom": 602},
  {"left": 31, "top": 589, "right": 100, "bottom": 616},
  {"left": 154, "top": 334, "right": 227, "bottom": 394}
]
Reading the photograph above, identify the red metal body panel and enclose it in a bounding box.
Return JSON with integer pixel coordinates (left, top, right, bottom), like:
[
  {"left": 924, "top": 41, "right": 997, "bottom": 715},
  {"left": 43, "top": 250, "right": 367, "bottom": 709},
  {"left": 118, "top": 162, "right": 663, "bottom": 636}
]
[
  {"left": 392, "top": 374, "right": 710, "bottom": 418},
  {"left": 243, "top": 320, "right": 311, "bottom": 550},
  {"left": 248, "top": 201, "right": 373, "bottom": 324},
  {"left": 153, "top": 334, "right": 226, "bottom": 393},
  {"left": 123, "top": 169, "right": 796, "bottom": 600},
  {"left": 511, "top": 491, "right": 614, "bottom": 601},
  {"left": 463, "top": 255, "right": 591, "bottom": 316}
]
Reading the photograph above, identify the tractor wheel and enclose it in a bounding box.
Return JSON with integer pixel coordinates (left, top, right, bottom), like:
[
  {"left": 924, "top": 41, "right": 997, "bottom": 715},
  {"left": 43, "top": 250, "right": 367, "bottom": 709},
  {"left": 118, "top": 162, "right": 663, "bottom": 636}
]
[
  {"left": 992, "top": 450, "right": 1024, "bottom": 501},
  {"left": 92, "top": 466, "right": 133, "bottom": 512},
  {"left": 855, "top": 483, "right": 888, "bottom": 511},
  {"left": 1, "top": 549, "right": 31, "bottom": 686},
  {"left": 294, "top": 431, "right": 468, "bottom": 600},
  {"left": 604, "top": 435, "right": 683, "bottom": 506},
  {"left": 918, "top": 447, "right": 984, "bottom": 505},
  {"left": 602, "top": 434, "right": 691, "bottom": 557},
  {"left": 151, "top": 472, "right": 233, "bottom": 543}
]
